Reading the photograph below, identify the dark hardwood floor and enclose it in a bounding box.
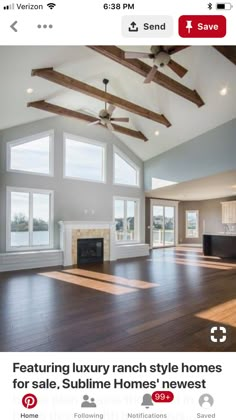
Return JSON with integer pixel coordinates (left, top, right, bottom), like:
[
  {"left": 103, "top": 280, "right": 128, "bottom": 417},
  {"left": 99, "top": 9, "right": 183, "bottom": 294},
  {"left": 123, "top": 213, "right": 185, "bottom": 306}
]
[{"left": 0, "top": 247, "right": 236, "bottom": 352}]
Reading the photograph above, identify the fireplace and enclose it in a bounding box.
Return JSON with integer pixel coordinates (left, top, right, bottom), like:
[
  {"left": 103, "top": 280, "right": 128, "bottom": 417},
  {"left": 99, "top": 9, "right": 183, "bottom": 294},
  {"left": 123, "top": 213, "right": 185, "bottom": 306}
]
[
  {"left": 77, "top": 238, "right": 104, "bottom": 265},
  {"left": 58, "top": 221, "right": 116, "bottom": 266}
]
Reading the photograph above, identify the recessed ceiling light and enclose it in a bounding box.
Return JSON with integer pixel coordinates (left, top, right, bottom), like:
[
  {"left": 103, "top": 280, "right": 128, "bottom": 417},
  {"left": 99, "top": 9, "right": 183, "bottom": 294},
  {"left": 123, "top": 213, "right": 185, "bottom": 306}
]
[
  {"left": 26, "top": 88, "right": 34, "bottom": 94},
  {"left": 155, "top": 130, "right": 160, "bottom": 136},
  {"left": 219, "top": 87, "right": 228, "bottom": 96}
]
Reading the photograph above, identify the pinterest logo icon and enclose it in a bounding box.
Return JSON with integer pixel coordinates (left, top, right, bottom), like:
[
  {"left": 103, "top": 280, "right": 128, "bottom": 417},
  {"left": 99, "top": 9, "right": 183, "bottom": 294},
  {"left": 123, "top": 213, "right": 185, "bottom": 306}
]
[{"left": 22, "top": 394, "right": 38, "bottom": 409}]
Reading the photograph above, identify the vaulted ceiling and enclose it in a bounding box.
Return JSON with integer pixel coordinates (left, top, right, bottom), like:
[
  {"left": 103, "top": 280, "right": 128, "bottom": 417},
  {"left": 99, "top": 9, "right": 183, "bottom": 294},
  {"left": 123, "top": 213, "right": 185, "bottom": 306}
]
[{"left": 0, "top": 46, "right": 235, "bottom": 161}]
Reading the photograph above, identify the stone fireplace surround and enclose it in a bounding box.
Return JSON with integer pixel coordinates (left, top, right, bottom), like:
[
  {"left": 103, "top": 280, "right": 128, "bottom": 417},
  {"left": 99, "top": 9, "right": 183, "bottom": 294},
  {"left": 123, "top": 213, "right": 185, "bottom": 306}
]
[
  {"left": 59, "top": 221, "right": 149, "bottom": 267},
  {"left": 59, "top": 221, "right": 116, "bottom": 266}
]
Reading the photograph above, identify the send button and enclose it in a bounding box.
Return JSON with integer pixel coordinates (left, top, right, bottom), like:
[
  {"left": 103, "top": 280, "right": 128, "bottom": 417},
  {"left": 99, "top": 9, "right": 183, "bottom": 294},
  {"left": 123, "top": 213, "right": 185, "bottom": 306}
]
[
  {"left": 122, "top": 16, "right": 173, "bottom": 37},
  {"left": 144, "top": 22, "right": 167, "bottom": 31}
]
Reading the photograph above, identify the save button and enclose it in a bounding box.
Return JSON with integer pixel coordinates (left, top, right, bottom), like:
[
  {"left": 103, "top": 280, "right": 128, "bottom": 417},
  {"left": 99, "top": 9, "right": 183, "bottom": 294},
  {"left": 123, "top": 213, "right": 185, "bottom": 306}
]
[{"left": 179, "top": 15, "right": 226, "bottom": 38}]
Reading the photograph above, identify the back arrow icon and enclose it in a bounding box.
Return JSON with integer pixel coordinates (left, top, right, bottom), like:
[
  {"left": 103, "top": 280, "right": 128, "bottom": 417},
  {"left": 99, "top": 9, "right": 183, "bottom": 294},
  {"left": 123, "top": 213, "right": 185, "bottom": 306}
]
[{"left": 10, "top": 21, "right": 18, "bottom": 32}]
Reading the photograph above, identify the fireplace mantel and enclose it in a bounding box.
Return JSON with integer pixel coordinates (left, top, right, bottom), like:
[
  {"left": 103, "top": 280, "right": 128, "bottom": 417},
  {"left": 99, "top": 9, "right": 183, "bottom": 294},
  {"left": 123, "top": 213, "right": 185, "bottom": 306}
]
[
  {"left": 59, "top": 221, "right": 115, "bottom": 228},
  {"left": 58, "top": 221, "right": 116, "bottom": 266}
]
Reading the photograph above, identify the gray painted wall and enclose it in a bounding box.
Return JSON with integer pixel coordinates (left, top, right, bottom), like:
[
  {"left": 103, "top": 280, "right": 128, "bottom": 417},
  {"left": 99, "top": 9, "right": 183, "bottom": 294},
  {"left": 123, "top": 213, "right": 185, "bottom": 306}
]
[
  {"left": 0, "top": 116, "right": 145, "bottom": 253},
  {"left": 178, "top": 196, "right": 236, "bottom": 244},
  {"left": 144, "top": 118, "right": 236, "bottom": 191}
]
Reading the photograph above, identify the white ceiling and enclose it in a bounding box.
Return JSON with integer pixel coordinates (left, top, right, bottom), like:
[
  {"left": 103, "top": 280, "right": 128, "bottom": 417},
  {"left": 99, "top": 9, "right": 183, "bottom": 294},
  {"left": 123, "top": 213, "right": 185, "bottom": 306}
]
[
  {"left": 146, "top": 170, "right": 236, "bottom": 201},
  {"left": 0, "top": 46, "right": 235, "bottom": 161}
]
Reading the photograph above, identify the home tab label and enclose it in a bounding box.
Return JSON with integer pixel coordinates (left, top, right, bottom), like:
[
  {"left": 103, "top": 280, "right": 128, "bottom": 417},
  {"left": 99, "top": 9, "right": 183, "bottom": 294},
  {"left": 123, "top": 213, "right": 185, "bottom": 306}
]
[{"left": 179, "top": 15, "right": 226, "bottom": 38}]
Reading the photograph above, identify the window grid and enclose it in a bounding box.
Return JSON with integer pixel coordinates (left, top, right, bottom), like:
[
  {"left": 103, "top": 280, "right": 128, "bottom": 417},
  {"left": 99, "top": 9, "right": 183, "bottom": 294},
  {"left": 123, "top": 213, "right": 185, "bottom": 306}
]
[
  {"left": 114, "top": 197, "right": 139, "bottom": 243},
  {"left": 6, "top": 187, "right": 54, "bottom": 251},
  {"left": 185, "top": 210, "right": 199, "bottom": 239}
]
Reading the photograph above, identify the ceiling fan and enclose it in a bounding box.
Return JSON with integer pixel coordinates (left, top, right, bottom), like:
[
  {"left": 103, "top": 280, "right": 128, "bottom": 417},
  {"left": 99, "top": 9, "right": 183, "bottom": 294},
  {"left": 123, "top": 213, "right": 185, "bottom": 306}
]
[
  {"left": 88, "top": 78, "right": 129, "bottom": 131},
  {"left": 124, "top": 46, "right": 188, "bottom": 83}
]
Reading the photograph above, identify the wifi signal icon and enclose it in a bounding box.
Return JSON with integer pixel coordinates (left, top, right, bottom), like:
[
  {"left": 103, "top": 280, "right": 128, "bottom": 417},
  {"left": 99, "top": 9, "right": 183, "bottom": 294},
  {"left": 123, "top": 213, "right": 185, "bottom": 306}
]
[{"left": 47, "top": 2, "right": 56, "bottom": 9}]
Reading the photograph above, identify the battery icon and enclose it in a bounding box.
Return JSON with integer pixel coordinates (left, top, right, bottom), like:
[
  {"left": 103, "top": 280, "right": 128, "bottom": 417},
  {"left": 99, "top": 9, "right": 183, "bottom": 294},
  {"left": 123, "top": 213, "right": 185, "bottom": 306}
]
[{"left": 217, "top": 3, "right": 233, "bottom": 9}]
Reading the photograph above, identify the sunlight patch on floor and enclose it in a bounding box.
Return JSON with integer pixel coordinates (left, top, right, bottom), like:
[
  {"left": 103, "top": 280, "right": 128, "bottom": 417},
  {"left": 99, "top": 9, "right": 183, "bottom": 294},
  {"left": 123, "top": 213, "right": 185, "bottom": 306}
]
[
  {"left": 195, "top": 299, "right": 236, "bottom": 327},
  {"left": 39, "top": 271, "right": 138, "bottom": 295},
  {"left": 175, "top": 247, "right": 203, "bottom": 253},
  {"left": 146, "top": 257, "right": 234, "bottom": 270},
  {"left": 172, "top": 255, "right": 236, "bottom": 268},
  {"left": 173, "top": 252, "right": 222, "bottom": 261},
  {"left": 64, "top": 268, "right": 159, "bottom": 289}
]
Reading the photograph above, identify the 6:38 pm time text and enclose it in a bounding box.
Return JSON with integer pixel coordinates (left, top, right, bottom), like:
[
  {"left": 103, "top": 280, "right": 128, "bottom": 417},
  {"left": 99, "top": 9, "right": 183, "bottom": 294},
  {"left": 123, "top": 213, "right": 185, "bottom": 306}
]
[{"left": 103, "top": 3, "right": 135, "bottom": 10}]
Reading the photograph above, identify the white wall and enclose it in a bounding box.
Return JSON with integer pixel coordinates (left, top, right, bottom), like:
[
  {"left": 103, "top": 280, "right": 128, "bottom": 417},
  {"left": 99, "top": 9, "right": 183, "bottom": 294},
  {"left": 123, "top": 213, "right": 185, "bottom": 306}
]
[
  {"left": 0, "top": 116, "right": 145, "bottom": 253},
  {"left": 144, "top": 118, "right": 236, "bottom": 191}
]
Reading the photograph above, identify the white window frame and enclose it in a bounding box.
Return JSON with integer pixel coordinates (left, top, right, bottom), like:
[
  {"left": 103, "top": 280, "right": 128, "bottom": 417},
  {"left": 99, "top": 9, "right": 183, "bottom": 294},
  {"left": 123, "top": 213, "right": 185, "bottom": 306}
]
[
  {"left": 113, "top": 146, "right": 140, "bottom": 188},
  {"left": 113, "top": 196, "right": 140, "bottom": 244},
  {"left": 6, "top": 130, "right": 54, "bottom": 177},
  {"left": 185, "top": 210, "right": 199, "bottom": 239},
  {"left": 6, "top": 186, "right": 54, "bottom": 252},
  {"left": 63, "top": 133, "right": 107, "bottom": 183},
  {"left": 150, "top": 199, "right": 179, "bottom": 248}
]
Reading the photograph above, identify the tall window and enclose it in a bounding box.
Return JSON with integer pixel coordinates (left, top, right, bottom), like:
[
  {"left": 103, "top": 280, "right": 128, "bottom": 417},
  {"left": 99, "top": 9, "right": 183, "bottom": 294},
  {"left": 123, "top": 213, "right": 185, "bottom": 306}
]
[
  {"left": 114, "top": 148, "right": 139, "bottom": 187},
  {"left": 7, "top": 187, "right": 53, "bottom": 250},
  {"left": 64, "top": 134, "right": 106, "bottom": 182},
  {"left": 7, "top": 131, "right": 54, "bottom": 175},
  {"left": 186, "top": 210, "right": 199, "bottom": 238},
  {"left": 114, "top": 198, "right": 139, "bottom": 242}
]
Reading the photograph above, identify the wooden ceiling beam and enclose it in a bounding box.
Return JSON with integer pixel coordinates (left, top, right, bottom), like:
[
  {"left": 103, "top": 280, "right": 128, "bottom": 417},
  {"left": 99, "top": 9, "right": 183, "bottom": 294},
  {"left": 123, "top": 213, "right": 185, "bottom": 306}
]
[
  {"left": 31, "top": 67, "right": 171, "bottom": 127},
  {"left": 27, "top": 100, "right": 148, "bottom": 141},
  {"left": 88, "top": 46, "right": 204, "bottom": 107},
  {"left": 213, "top": 46, "right": 236, "bottom": 66},
  {"left": 167, "top": 46, "right": 190, "bottom": 55}
]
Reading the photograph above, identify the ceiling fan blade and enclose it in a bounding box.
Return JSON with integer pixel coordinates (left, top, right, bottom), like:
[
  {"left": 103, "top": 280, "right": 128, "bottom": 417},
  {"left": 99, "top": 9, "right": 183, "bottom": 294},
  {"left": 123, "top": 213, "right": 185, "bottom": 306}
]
[
  {"left": 107, "top": 104, "right": 116, "bottom": 115},
  {"left": 106, "top": 122, "right": 114, "bottom": 131},
  {"left": 111, "top": 117, "right": 129, "bottom": 122},
  {"left": 166, "top": 46, "right": 190, "bottom": 55},
  {"left": 88, "top": 119, "right": 100, "bottom": 126},
  {"left": 144, "top": 65, "right": 157, "bottom": 84},
  {"left": 125, "top": 51, "right": 151, "bottom": 59},
  {"left": 167, "top": 59, "right": 188, "bottom": 78}
]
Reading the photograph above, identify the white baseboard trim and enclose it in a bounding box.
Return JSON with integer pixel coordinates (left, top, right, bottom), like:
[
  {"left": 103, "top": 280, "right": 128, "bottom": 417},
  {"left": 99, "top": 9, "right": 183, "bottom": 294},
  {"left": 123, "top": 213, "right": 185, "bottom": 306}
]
[
  {"left": 177, "top": 243, "right": 202, "bottom": 248},
  {"left": 116, "top": 243, "right": 150, "bottom": 260},
  {"left": 0, "top": 250, "right": 63, "bottom": 272}
]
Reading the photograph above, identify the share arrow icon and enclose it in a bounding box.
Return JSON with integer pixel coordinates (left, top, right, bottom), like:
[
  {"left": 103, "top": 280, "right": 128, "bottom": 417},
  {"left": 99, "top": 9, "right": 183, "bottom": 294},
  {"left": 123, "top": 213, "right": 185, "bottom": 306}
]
[{"left": 128, "top": 21, "right": 138, "bottom": 32}]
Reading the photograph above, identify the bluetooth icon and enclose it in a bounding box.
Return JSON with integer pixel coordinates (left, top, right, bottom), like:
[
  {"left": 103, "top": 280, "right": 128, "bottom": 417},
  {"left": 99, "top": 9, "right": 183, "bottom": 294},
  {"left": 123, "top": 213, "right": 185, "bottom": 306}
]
[{"left": 208, "top": 2, "right": 213, "bottom": 9}]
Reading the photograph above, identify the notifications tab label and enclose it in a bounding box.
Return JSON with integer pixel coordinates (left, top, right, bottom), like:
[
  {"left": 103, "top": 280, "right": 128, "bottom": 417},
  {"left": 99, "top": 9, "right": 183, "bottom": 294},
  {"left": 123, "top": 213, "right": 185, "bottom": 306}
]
[{"left": 179, "top": 15, "right": 226, "bottom": 38}]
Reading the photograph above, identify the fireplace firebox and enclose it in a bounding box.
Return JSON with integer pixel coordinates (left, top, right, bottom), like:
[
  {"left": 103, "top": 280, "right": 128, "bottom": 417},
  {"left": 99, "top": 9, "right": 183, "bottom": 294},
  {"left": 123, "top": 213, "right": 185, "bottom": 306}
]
[{"left": 77, "top": 238, "right": 104, "bottom": 265}]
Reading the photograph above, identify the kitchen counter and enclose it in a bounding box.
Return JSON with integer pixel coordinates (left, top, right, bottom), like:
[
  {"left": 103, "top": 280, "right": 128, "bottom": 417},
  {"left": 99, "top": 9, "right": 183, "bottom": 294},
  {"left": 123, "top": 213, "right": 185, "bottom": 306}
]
[
  {"left": 204, "top": 232, "right": 236, "bottom": 236},
  {"left": 203, "top": 233, "right": 236, "bottom": 258}
]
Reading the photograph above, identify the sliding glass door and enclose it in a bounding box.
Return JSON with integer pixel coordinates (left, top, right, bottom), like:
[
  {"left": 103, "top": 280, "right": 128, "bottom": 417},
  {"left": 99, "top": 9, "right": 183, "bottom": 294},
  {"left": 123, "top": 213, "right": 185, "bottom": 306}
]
[
  {"left": 152, "top": 204, "right": 176, "bottom": 248},
  {"left": 152, "top": 205, "right": 164, "bottom": 247},
  {"left": 164, "top": 206, "right": 175, "bottom": 246}
]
